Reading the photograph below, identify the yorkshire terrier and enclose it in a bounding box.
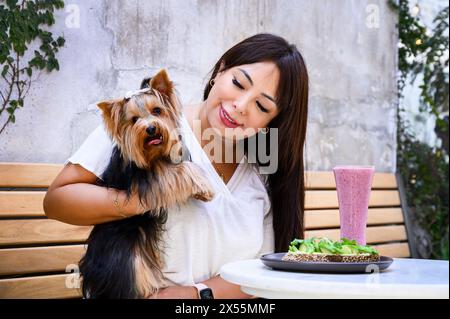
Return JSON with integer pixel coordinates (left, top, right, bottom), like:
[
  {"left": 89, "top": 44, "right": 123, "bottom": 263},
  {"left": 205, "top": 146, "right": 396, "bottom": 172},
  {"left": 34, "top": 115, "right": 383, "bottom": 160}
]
[{"left": 79, "top": 69, "right": 214, "bottom": 299}]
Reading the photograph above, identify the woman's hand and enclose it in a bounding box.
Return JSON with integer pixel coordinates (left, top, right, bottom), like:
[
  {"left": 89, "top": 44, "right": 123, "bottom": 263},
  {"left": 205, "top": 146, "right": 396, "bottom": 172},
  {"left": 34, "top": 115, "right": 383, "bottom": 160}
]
[{"left": 149, "top": 286, "right": 198, "bottom": 299}]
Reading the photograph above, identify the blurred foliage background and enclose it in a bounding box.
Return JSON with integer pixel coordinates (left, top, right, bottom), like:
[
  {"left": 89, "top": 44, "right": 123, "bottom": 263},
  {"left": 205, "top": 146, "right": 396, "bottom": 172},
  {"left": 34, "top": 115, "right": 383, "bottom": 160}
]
[{"left": 389, "top": 0, "right": 449, "bottom": 259}]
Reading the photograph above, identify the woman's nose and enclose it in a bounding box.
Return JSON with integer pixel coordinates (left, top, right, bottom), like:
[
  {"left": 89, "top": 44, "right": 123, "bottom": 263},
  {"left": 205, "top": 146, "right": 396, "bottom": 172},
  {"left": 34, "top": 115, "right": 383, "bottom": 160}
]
[
  {"left": 233, "top": 101, "right": 247, "bottom": 116},
  {"left": 234, "top": 91, "right": 254, "bottom": 115}
]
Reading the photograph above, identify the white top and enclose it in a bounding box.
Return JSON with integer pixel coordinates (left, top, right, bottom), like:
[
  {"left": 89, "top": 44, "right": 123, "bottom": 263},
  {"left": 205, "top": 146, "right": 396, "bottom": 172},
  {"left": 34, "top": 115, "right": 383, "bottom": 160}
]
[
  {"left": 220, "top": 258, "right": 450, "bottom": 299},
  {"left": 66, "top": 114, "right": 274, "bottom": 287}
]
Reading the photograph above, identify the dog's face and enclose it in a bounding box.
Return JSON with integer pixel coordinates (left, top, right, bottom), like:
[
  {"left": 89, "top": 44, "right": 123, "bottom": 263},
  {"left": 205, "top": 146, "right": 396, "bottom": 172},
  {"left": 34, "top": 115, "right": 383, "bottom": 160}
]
[{"left": 97, "top": 69, "right": 183, "bottom": 169}]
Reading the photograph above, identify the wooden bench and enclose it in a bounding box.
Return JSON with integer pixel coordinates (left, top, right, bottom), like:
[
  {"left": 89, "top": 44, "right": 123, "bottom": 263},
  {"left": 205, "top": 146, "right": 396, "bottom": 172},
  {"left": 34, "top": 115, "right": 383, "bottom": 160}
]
[{"left": 0, "top": 162, "right": 416, "bottom": 299}]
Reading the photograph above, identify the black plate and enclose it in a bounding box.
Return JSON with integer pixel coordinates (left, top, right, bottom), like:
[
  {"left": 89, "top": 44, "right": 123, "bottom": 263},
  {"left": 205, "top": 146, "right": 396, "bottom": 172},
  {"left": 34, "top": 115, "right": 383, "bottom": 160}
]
[{"left": 260, "top": 253, "right": 394, "bottom": 274}]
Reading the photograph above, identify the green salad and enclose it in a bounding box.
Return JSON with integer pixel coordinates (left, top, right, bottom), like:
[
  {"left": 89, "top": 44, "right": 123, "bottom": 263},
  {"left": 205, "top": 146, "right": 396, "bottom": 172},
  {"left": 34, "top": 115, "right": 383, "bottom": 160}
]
[{"left": 288, "top": 237, "right": 379, "bottom": 255}]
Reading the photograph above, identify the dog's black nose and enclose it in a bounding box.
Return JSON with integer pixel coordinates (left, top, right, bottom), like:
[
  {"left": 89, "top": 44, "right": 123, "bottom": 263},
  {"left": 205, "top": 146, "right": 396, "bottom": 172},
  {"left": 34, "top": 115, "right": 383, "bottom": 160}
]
[{"left": 146, "top": 125, "right": 157, "bottom": 136}]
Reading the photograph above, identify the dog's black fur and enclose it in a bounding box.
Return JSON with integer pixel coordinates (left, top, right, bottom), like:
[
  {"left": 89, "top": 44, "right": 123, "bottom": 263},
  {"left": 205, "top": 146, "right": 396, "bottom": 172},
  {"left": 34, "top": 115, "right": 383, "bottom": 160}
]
[{"left": 78, "top": 147, "right": 168, "bottom": 299}]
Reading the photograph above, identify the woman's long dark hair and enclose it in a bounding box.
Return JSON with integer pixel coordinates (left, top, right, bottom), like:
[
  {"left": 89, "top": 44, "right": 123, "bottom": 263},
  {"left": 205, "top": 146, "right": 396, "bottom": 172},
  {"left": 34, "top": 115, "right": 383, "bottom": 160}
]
[{"left": 203, "top": 33, "right": 309, "bottom": 252}]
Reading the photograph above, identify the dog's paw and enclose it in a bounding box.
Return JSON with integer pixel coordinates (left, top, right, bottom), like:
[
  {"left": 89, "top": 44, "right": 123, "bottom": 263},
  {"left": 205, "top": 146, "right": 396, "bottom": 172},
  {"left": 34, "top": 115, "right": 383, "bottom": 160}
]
[{"left": 193, "top": 188, "right": 215, "bottom": 202}]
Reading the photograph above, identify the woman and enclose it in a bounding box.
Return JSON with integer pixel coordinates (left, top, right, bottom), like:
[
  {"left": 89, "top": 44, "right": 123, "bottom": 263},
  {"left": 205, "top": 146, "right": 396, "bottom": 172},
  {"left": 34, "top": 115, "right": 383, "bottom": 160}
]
[{"left": 43, "top": 33, "right": 309, "bottom": 299}]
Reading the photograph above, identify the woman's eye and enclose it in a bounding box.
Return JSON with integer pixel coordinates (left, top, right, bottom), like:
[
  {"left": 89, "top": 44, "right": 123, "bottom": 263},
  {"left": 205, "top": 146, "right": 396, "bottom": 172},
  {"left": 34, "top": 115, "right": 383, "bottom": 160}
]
[
  {"left": 232, "top": 78, "right": 244, "bottom": 89},
  {"left": 153, "top": 107, "right": 162, "bottom": 115},
  {"left": 257, "top": 101, "right": 269, "bottom": 113},
  {"left": 132, "top": 116, "right": 139, "bottom": 123}
]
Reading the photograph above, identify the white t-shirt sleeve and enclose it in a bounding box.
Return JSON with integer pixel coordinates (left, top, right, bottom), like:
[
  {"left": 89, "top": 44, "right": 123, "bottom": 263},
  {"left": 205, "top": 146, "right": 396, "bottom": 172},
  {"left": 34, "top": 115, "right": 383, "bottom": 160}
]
[{"left": 65, "top": 123, "right": 114, "bottom": 178}]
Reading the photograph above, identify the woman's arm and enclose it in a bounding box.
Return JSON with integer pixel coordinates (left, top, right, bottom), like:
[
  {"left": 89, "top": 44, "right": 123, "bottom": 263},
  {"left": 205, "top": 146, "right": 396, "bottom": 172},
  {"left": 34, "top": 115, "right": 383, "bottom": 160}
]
[
  {"left": 43, "top": 163, "right": 143, "bottom": 225},
  {"left": 200, "top": 275, "right": 253, "bottom": 299},
  {"left": 152, "top": 275, "right": 253, "bottom": 299}
]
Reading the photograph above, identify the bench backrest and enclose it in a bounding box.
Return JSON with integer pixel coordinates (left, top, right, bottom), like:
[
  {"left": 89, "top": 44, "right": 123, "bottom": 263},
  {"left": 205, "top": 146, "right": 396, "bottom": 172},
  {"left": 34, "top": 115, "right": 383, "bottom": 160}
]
[{"left": 0, "top": 163, "right": 413, "bottom": 298}]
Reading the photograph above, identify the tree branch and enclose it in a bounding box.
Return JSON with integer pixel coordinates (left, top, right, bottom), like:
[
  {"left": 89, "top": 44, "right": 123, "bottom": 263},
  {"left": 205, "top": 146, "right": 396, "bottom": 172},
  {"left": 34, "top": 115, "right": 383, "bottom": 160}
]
[
  {"left": 23, "top": 75, "right": 33, "bottom": 97},
  {"left": 0, "top": 118, "right": 11, "bottom": 135},
  {"left": 1, "top": 73, "right": 13, "bottom": 86},
  {"left": 0, "top": 74, "right": 14, "bottom": 116},
  {"left": 15, "top": 52, "right": 22, "bottom": 98}
]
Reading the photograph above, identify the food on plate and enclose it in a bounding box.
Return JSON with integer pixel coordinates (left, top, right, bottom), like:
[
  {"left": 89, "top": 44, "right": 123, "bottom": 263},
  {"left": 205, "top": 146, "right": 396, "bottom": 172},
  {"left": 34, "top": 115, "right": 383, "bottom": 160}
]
[{"left": 282, "top": 237, "right": 380, "bottom": 263}]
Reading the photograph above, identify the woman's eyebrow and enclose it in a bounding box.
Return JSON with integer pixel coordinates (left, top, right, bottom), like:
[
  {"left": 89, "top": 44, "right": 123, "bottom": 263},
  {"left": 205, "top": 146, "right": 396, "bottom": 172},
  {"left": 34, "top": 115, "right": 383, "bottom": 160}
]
[
  {"left": 261, "top": 93, "right": 276, "bottom": 103},
  {"left": 238, "top": 68, "right": 254, "bottom": 85},
  {"left": 238, "top": 68, "right": 277, "bottom": 104}
]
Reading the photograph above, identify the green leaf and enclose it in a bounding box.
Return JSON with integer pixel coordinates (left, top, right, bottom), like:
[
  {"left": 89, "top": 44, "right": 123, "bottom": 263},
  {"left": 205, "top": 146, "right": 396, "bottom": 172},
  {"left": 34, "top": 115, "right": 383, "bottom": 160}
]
[
  {"left": 341, "top": 246, "right": 357, "bottom": 254},
  {"left": 288, "top": 237, "right": 381, "bottom": 255},
  {"left": 289, "top": 245, "right": 299, "bottom": 253},
  {"left": 56, "top": 36, "right": 65, "bottom": 47},
  {"left": 341, "top": 238, "right": 358, "bottom": 246},
  {"left": 1, "top": 64, "right": 9, "bottom": 77},
  {"left": 53, "top": 59, "right": 60, "bottom": 71},
  {"left": 6, "top": 106, "right": 15, "bottom": 114},
  {"left": 357, "top": 245, "right": 379, "bottom": 255},
  {"left": 299, "top": 243, "right": 314, "bottom": 254},
  {"left": 6, "top": 0, "right": 18, "bottom": 9}
]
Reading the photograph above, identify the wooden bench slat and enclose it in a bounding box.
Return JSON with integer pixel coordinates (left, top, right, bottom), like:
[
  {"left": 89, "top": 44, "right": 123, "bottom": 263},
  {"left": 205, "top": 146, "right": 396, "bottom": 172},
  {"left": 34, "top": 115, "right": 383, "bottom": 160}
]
[
  {"left": 0, "top": 245, "right": 86, "bottom": 276},
  {"left": 372, "top": 242, "right": 410, "bottom": 258},
  {"left": 0, "top": 181, "right": 400, "bottom": 219},
  {"left": 305, "top": 208, "right": 405, "bottom": 229},
  {"left": 0, "top": 219, "right": 92, "bottom": 246},
  {"left": 1, "top": 190, "right": 402, "bottom": 217},
  {"left": 0, "top": 241, "right": 411, "bottom": 277},
  {"left": 0, "top": 165, "right": 399, "bottom": 189},
  {"left": 305, "top": 171, "right": 397, "bottom": 189},
  {"left": 0, "top": 163, "right": 62, "bottom": 188},
  {"left": 0, "top": 191, "right": 46, "bottom": 217},
  {"left": 0, "top": 274, "right": 82, "bottom": 299},
  {"left": 305, "top": 225, "right": 408, "bottom": 244},
  {"left": 305, "top": 190, "right": 401, "bottom": 209}
]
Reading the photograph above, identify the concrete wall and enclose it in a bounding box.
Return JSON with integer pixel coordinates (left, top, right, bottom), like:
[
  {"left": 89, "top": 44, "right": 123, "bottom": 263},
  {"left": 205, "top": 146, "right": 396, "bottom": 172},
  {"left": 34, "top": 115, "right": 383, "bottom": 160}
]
[{"left": 0, "top": 0, "right": 399, "bottom": 172}]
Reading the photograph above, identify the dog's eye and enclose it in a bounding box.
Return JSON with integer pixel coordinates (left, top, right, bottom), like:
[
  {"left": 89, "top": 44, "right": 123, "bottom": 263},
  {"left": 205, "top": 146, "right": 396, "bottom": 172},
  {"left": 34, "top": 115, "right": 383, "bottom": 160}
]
[
  {"left": 132, "top": 116, "right": 139, "bottom": 123},
  {"left": 153, "top": 107, "right": 162, "bottom": 116}
]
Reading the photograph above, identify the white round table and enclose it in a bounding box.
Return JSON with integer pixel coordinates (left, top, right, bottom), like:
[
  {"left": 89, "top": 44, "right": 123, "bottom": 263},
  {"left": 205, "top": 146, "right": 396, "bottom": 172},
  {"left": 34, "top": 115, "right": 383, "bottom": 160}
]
[{"left": 220, "top": 258, "right": 449, "bottom": 299}]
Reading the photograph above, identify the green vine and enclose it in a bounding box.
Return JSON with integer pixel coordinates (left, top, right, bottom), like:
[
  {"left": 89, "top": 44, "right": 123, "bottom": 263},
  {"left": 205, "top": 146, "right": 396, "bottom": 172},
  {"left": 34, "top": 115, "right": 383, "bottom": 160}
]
[
  {"left": 389, "top": 0, "right": 449, "bottom": 260},
  {"left": 0, "top": 0, "right": 65, "bottom": 134}
]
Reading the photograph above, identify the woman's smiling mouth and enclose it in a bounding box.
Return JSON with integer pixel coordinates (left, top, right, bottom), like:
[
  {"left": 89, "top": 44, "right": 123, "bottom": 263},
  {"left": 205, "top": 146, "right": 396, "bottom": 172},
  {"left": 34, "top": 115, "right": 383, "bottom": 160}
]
[{"left": 219, "top": 104, "right": 241, "bottom": 128}]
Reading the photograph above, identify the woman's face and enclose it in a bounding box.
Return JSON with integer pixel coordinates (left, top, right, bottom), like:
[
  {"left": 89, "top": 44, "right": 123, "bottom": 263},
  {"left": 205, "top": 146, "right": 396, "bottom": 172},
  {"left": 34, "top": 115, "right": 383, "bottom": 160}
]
[{"left": 205, "top": 61, "right": 280, "bottom": 141}]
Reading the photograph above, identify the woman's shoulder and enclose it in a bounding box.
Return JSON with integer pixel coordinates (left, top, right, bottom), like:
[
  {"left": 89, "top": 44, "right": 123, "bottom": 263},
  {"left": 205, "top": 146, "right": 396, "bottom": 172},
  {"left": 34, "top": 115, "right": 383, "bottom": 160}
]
[{"left": 65, "top": 121, "right": 114, "bottom": 178}]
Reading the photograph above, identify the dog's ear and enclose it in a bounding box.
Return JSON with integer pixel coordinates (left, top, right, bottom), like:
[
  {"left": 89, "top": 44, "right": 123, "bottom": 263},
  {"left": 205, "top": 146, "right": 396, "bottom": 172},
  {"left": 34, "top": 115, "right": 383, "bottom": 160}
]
[
  {"left": 97, "top": 99, "right": 122, "bottom": 118},
  {"left": 140, "top": 77, "right": 152, "bottom": 89},
  {"left": 150, "top": 69, "right": 174, "bottom": 97},
  {"left": 97, "top": 100, "right": 115, "bottom": 114},
  {"left": 97, "top": 99, "right": 124, "bottom": 139}
]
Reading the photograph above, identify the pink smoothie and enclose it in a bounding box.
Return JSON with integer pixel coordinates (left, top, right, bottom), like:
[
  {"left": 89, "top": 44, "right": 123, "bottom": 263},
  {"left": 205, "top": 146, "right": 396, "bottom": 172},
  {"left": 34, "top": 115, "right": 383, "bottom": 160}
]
[{"left": 333, "top": 166, "right": 375, "bottom": 245}]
